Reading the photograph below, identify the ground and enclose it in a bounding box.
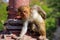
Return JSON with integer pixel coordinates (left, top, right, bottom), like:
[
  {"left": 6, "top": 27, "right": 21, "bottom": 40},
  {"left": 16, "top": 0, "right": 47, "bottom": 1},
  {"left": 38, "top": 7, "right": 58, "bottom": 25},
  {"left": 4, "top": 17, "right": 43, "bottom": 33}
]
[{"left": 0, "top": 30, "right": 40, "bottom": 40}]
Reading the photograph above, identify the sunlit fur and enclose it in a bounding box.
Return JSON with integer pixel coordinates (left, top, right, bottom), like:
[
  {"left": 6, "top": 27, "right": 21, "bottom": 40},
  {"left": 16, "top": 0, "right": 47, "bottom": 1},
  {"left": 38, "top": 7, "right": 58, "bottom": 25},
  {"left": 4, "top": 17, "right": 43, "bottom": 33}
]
[
  {"left": 17, "top": 6, "right": 30, "bottom": 40},
  {"left": 17, "top": 6, "right": 30, "bottom": 20},
  {"left": 17, "top": 5, "right": 46, "bottom": 40},
  {"left": 31, "top": 5, "right": 46, "bottom": 40}
]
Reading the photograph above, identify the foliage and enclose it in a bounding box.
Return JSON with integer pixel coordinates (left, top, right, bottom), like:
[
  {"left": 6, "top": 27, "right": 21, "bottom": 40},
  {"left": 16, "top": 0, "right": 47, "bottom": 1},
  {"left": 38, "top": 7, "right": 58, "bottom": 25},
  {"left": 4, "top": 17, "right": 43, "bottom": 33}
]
[
  {"left": 46, "top": 0, "right": 60, "bottom": 17},
  {"left": 46, "top": 0, "right": 60, "bottom": 12},
  {"left": 30, "top": 0, "right": 40, "bottom": 6},
  {"left": 45, "top": 0, "right": 60, "bottom": 40},
  {"left": 0, "top": 3, "right": 7, "bottom": 30},
  {"left": 46, "top": 17, "right": 56, "bottom": 40}
]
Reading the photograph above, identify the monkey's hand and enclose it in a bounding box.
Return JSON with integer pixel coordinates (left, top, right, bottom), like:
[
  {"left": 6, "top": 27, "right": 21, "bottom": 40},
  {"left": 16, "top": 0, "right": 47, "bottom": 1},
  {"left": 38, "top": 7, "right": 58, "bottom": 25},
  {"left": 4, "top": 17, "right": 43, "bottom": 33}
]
[
  {"left": 38, "top": 36, "right": 44, "bottom": 40},
  {"left": 16, "top": 37, "right": 22, "bottom": 40},
  {"left": 39, "top": 36, "right": 49, "bottom": 40}
]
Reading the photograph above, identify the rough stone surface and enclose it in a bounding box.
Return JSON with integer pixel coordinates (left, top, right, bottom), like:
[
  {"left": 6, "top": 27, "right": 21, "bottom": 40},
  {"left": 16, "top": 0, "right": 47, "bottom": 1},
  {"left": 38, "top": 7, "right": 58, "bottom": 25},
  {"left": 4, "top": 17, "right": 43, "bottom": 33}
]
[
  {"left": 0, "top": 34, "right": 37, "bottom": 40},
  {"left": 53, "top": 26, "right": 60, "bottom": 40}
]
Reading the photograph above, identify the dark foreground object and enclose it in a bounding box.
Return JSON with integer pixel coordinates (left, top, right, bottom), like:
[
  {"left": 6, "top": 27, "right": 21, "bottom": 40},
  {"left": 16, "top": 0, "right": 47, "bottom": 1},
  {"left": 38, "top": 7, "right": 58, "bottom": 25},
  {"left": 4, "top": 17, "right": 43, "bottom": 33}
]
[
  {"left": 0, "top": 19, "right": 40, "bottom": 40},
  {"left": 0, "top": 30, "right": 40, "bottom": 40}
]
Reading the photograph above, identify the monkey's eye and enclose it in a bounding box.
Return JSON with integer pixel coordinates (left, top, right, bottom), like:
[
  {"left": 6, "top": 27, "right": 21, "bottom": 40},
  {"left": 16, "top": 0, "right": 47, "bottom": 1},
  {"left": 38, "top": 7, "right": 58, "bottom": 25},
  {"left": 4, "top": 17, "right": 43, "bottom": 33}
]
[
  {"left": 23, "top": 10, "right": 28, "bottom": 14},
  {"left": 23, "top": 11, "right": 26, "bottom": 12}
]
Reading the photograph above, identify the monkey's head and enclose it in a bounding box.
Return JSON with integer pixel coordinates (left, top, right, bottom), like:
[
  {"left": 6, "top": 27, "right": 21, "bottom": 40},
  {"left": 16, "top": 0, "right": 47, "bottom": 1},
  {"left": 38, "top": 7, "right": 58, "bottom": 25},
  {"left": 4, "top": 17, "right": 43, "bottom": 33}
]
[{"left": 17, "top": 6, "right": 30, "bottom": 20}]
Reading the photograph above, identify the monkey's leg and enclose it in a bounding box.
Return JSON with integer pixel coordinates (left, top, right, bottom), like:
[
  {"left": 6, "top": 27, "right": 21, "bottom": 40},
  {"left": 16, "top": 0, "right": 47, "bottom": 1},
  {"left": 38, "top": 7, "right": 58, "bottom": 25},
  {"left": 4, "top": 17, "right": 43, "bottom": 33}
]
[
  {"left": 34, "top": 20, "right": 46, "bottom": 40},
  {"left": 39, "top": 22, "right": 46, "bottom": 40}
]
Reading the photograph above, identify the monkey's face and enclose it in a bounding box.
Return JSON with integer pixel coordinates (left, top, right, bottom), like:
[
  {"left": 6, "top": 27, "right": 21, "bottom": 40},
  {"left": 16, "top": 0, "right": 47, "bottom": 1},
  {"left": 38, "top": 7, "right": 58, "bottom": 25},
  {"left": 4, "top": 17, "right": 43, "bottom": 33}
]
[{"left": 18, "top": 6, "right": 30, "bottom": 20}]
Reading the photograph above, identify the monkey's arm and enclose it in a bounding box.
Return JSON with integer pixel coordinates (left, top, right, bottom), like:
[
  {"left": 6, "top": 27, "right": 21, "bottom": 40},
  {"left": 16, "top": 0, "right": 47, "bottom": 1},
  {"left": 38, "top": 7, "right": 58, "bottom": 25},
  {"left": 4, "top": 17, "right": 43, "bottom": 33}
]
[{"left": 19, "top": 20, "right": 28, "bottom": 39}]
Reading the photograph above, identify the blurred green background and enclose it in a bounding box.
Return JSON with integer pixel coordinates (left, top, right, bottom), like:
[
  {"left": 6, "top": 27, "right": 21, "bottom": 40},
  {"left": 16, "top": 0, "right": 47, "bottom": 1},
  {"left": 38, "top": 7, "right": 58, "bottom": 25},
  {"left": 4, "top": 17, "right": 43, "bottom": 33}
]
[{"left": 0, "top": 0, "right": 60, "bottom": 40}]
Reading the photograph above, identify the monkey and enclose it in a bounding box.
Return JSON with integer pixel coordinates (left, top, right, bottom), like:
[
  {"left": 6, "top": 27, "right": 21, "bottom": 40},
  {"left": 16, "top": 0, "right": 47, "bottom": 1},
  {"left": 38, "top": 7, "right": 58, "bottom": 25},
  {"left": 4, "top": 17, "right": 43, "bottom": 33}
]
[
  {"left": 16, "top": 5, "right": 46, "bottom": 40},
  {"left": 30, "top": 5, "right": 46, "bottom": 40},
  {"left": 16, "top": 6, "right": 30, "bottom": 40}
]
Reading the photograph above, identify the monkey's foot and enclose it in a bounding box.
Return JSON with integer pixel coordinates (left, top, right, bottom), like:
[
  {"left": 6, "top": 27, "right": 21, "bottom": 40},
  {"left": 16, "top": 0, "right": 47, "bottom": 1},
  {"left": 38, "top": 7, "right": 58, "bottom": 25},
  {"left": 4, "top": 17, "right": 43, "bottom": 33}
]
[
  {"left": 38, "top": 36, "right": 44, "bottom": 40},
  {"left": 38, "top": 36, "right": 49, "bottom": 40}
]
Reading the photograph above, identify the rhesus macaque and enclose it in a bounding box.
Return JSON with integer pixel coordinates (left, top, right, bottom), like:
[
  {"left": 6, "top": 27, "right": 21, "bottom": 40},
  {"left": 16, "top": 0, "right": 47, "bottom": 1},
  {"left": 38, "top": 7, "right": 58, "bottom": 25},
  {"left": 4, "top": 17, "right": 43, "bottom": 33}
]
[
  {"left": 31, "top": 5, "right": 46, "bottom": 40},
  {"left": 16, "top": 6, "right": 30, "bottom": 40},
  {"left": 17, "top": 5, "right": 46, "bottom": 40}
]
